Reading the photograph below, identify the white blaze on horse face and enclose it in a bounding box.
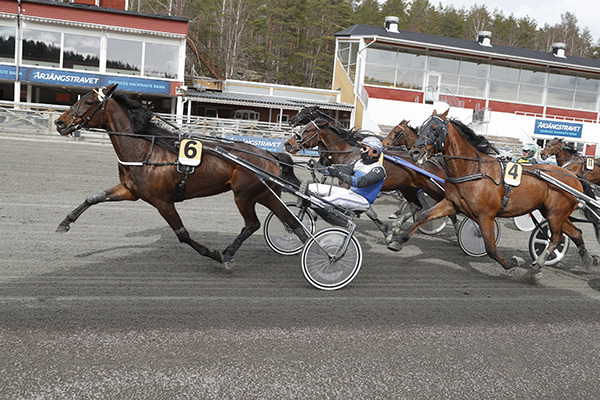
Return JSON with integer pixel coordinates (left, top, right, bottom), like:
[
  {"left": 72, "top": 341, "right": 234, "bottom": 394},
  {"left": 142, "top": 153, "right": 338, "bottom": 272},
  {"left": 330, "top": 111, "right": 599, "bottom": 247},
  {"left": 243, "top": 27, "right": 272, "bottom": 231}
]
[{"left": 94, "top": 87, "right": 106, "bottom": 102}]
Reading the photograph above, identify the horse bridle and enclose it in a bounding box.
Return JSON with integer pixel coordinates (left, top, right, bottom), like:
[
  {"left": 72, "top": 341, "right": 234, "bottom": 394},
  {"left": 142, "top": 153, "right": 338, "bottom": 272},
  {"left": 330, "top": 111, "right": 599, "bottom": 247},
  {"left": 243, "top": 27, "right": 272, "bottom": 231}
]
[
  {"left": 66, "top": 85, "right": 117, "bottom": 132},
  {"left": 414, "top": 115, "right": 448, "bottom": 157},
  {"left": 387, "top": 122, "right": 409, "bottom": 147}
]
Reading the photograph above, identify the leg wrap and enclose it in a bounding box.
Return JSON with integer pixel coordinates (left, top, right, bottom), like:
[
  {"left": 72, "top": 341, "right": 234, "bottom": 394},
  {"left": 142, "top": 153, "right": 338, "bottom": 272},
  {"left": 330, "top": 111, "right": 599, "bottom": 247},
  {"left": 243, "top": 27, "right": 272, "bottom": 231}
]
[
  {"left": 174, "top": 227, "right": 189, "bottom": 242},
  {"left": 86, "top": 191, "right": 107, "bottom": 204}
]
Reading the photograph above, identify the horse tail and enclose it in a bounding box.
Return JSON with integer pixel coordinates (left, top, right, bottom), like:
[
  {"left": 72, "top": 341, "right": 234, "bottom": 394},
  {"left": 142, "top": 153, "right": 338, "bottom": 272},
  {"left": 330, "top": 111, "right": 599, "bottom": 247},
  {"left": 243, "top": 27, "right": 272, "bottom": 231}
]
[
  {"left": 580, "top": 179, "right": 600, "bottom": 243},
  {"left": 270, "top": 151, "right": 301, "bottom": 187}
]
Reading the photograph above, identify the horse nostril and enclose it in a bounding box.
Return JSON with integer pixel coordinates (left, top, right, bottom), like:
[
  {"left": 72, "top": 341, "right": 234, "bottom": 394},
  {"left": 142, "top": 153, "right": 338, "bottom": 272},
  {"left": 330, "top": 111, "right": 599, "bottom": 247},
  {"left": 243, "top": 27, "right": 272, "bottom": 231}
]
[{"left": 54, "top": 119, "right": 64, "bottom": 127}]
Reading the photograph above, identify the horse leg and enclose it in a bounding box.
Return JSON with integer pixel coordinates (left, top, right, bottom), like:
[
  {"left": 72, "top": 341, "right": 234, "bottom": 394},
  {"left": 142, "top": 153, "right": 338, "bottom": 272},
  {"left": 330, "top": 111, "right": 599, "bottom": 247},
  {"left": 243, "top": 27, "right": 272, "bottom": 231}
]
[
  {"left": 220, "top": 197, "right": 263, "bottom": 264},
  {"left": 560, "top": 218, "right": 599, "bottom": 267},
  {"left": 154, "top": 201, "right": 223, "bottom": 264},
  {"left": 387, "top": 199, "right": 455, "bottom": 251},
  {"left": 56, "top": 184, "right": 138, "bottom": 232},
  {"left": 365, "top": 207, "right": 389, "bottom": 236}
]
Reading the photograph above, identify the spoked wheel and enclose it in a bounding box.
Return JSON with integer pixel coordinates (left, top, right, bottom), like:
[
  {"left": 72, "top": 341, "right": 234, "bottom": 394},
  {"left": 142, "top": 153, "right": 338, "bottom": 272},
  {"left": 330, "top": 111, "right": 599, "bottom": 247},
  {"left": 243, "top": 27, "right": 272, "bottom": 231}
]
[
  {"left": 264, "top": 203, "right": 316, "bottom": 255},
  {"left": 413, "top": 192, "right": 448, "bottom": 235},
  {"left": 457, "top": 217, "right": 501, "bottom": 257},
  {"left": 528, "top": 220, "right": 570, "bottom": 266},
  {"left": 301, "top": 228, "right": 362, "bottom": 290}
]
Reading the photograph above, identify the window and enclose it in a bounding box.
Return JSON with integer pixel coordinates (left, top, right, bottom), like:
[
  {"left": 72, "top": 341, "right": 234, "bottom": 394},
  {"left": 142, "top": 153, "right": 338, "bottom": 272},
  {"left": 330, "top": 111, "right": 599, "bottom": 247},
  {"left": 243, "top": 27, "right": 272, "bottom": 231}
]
[
  {"left": 547, "top": 70, "right": 576, "bottom": 109},
  {"left": 457, "top": 58, "right": 488, "bottom": 97},
  {"left": 22, "top": 28, "right": 60, "bottom": 67},
  {"left": 144, "top": 42, "right": 179, "bottom": 78},
  {"left": 518, "top": 67, "right": 545, "bottom": 104},
  {"left": 396, "top": 50, "right": 425, "bottom": 90},
  {"left": 277, "top": 114, "right": 289, "bottom": 123},
  {"left": 63, "top": 33, "right": 100, "bottom": 71},
  {"left": 0, "top": 25, "right": 15, "bottom": 62},
  {"left": 489, "top": 63, "right": 520, "bottom": 102},
  {"left": 336, "top": 41, "right": 358, "bottom": 83},
  {"left": 205, "top": 108, "right": 218, "bottom": 117},
  {"left": 106, "top": 38, "right": 142, "bottom": 75}
]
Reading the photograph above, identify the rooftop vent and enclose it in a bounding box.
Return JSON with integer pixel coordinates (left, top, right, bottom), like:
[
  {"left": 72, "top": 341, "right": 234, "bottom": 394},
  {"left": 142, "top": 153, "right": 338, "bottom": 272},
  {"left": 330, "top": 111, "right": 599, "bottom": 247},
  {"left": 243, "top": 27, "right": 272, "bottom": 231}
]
[
  {"left": 385, "top": 16, "right": 399, "bottom": 33},
  {"left": 477, "top": 31, "right": 492, "bottom": 47},
  {"left": 552, "top": 42, "right": 566, "bottom": 58}
]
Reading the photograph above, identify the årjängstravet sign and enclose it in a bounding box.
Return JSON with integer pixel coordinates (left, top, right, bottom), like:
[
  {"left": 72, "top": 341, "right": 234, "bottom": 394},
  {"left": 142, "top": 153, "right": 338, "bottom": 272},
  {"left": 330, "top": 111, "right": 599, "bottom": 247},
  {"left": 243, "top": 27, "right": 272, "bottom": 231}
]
[{"left": 534, "top": 119, "right": 583, "bottom": 138}]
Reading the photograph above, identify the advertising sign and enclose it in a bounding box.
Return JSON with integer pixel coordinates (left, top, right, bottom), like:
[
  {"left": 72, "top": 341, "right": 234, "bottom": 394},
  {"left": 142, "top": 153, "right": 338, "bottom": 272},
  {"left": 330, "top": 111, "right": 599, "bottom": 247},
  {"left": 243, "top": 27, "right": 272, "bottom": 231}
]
[
  {"left": 534, "top": 119, "right": 583, "bottom": 138},
  {"left": 225, "top": 135, "right": 284, "bottom": 153}
]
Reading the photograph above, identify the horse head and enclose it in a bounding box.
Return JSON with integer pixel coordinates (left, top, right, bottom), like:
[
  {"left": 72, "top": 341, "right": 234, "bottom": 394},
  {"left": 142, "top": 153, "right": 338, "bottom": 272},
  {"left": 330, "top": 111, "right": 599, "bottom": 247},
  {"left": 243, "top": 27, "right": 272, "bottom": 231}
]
[
  {"left": 540, "top": 137, "right": 564, "bottom": 160},
  {"left": 54, "top": 84, "right": 118, "bottom": 135},
  {"left": 288, "top": 106, "right": 321, "bottom": 127},
  {"left": 383, "top": 120, "right": 418, "bottom": 149},
  {"left": 284, "top": 119, "right": 329, "bottom": 154},
  {"left": 410, "top": 109, "right": 448, "bottom": 164}
]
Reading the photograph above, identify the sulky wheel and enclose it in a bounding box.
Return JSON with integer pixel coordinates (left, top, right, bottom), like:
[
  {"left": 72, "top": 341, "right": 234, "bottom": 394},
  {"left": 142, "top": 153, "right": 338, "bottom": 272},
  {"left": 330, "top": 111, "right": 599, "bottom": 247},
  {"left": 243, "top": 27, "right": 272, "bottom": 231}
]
[
  {"left": 528, "top": 220, "right": 569, "bottom": 266},
  {"left": 264, "top": 203, "right": 316, "bottom": 255},
  {"left": 513, "top": 210, "right": 543, "bottom": 232},
  {"left": 457, "top": 217, "right": 501, "bottom": 257},
  {"left": 301, "top": 228, "right": 362, "bottom": 290},
  {"left": 413, "top": 192, "right": 448, "bottom": 235}
]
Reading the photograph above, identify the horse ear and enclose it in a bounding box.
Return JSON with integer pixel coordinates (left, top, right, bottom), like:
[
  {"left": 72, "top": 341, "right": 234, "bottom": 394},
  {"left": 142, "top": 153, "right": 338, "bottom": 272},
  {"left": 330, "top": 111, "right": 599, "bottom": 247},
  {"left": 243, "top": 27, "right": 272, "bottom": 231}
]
[
  {"left": 440, "top": 109, "right": 449, "bottom": 120},
  {"left": 432, "top": 109, "right": 438, "bottom": 116},
  {"left": 105, "top": 83, "right": 118, "bottom": 96}
]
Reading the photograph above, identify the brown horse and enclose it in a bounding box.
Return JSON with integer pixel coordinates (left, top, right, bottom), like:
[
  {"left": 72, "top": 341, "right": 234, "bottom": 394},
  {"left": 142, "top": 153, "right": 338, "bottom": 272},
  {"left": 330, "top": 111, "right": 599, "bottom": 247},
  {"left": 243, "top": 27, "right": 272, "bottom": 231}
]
[
  {"left": 391, "top": 110, "right": 597, "bottom": 279},
  {"left": 540, "top": 137, "right": 600, "bottom": 184},
  {"left": 382, "top": 120, "right": 419, "bottom": 149},
  {"left": 284, "top": 118, "right": 459, "bottom": 236},
  {"left": 54, "top": 84, "right": 306, "bottom": 267}
]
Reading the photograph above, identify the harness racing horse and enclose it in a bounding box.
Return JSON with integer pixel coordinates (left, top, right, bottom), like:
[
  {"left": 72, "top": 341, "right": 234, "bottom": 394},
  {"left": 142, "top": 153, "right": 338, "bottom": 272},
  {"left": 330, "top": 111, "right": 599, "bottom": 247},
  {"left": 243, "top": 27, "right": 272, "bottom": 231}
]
[
  {"left": 390, "top": 110, "right": 598, "bottom": 280},
  {"left": 540, "top": 137, "right": 600, "bottom": 185},
  {"left": 284, "top": 118, "right": 459, "bottom": 238},
  {"left": 54, "top": 84, "right": 306, "bottom": 267},
  {"left": 381, "top": 120, "right": 420, "bottom": 149}
]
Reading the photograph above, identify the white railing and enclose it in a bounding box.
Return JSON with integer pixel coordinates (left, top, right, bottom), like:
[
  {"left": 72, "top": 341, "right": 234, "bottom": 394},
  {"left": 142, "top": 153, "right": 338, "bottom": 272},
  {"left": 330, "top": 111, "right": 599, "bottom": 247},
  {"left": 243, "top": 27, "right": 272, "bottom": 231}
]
[{"left": 0, "top": 102, "right": 296, "bottom": 140}]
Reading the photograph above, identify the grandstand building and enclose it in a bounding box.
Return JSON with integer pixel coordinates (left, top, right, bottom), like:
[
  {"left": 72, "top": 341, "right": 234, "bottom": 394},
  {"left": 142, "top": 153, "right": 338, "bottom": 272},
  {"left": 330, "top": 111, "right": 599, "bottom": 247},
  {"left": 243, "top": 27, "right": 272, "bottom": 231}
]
[{"left": 333, "top": 17, "right": 600, "bottom": 155}]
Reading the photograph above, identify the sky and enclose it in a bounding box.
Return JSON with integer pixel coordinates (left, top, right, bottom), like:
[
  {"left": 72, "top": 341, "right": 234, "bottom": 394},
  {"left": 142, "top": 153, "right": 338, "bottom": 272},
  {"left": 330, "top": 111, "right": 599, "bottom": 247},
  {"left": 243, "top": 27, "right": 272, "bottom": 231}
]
[{"left": 432, "top": 0, "right": 600, "bottom": 43}]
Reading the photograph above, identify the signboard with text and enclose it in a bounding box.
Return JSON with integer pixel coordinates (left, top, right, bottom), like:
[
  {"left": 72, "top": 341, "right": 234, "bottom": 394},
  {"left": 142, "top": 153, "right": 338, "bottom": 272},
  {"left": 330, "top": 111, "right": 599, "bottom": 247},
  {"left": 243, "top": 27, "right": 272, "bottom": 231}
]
[{"left": 534, "top": 119, "right": 583, "bottom": 138}]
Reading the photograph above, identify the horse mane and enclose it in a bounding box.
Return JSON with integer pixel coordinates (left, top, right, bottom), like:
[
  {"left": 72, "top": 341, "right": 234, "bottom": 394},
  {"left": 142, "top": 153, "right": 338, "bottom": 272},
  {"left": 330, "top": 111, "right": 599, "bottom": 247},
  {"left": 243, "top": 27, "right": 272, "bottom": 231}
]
[
  {"left": 561, "top": 142, "right": 579, "bottom": 155},
  {"left": 112, "top": 92, "right": 179, "bottom": 154},
  {"left": 450, "top": 119, "right": 499, "bottom": 155},
  {"left": 321, "top": 120, "right": 370, "bottom": 147}
]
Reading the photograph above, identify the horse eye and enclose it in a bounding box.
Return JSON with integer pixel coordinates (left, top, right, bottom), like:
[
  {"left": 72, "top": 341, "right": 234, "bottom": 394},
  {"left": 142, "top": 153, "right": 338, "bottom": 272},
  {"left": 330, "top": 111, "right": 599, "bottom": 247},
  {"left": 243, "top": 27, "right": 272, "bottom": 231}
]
[{"left": 85, "top": 100, "right": 94, "bottom": 105}]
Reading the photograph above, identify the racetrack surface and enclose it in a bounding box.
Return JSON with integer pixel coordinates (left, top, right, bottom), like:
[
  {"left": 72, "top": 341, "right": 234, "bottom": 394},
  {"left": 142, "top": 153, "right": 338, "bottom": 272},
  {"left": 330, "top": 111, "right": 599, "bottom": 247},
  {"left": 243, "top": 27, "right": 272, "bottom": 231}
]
[{"left": 1, "top": 137, "right": 600, "bottom": 399}]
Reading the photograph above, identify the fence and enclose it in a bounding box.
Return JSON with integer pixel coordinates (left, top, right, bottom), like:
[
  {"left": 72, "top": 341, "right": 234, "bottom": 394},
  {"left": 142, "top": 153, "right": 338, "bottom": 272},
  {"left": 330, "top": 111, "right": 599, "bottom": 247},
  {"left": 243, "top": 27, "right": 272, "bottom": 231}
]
[{"left": 0, "top": 102, "right": 296, "bottom": 142}]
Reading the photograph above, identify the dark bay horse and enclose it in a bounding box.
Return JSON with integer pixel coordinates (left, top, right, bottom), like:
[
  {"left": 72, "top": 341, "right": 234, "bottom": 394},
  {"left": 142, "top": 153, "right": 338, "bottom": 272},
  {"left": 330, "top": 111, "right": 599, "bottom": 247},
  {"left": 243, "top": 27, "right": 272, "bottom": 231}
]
[
  {"left": 540, "top": 137, "right": 600, "bottom": 184},
  {"left": 392, "top": 110, "right": 597, "bottom": 279},
  {"left": 54, "top": 84, "right": 306, "bottom": 267},
  {"left": 284, "top": 118, "right": 459, "bottom": 236}
]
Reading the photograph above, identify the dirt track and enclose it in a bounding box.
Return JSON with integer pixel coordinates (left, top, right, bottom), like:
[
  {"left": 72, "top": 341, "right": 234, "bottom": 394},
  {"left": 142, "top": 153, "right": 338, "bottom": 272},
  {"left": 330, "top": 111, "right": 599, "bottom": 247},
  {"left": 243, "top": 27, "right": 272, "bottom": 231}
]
[{"left": 2, "top": 136, "right": 600, "bottom": 399}]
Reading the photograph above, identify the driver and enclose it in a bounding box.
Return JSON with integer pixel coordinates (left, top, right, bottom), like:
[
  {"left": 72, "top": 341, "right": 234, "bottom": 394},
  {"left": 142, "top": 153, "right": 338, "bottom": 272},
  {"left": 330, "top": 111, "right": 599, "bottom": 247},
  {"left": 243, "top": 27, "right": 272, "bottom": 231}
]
[
  {"left": 516, "top": 144, "right": 538, "bottom": 165},
  {"left": 299, "top": 136, "right": 386, "bottom": 211}
]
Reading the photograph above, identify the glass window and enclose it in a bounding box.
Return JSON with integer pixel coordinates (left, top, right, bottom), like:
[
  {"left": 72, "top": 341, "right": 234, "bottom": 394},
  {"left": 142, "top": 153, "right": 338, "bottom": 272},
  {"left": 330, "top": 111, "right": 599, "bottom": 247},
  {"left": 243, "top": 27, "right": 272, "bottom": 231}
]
[
  {"left": 547, "top": 87, "right": 574, "bottom": 108},
  {"left": 458, "top": 76, "right": 486, "bottom": 97},
  {"left": 366, "top": 45, "right": 397, "bottom": 66},
  {"left": 336, "top": 41, "right": 358, "bottom": 84},
  {"left": 490, "top": 64, "right": 519, "bottom": 81},
  {"left": 337, "top": 42, "right": 350, "bottom": 65},
  {"left": 548, "top": 71, "right": 576, "bottom": 90},
  {"left": 398, "top": 50, "right": 426, "bottom": 70},
  {"left": 428, "top": 55, "right": 459, "bottom": 74},
  {"left": 518, "top": 84, "right": 544, "bottom": 104},
  {"left": 460, "top": 59, "right": 488, "bottom": 78},
  {"left": 22, "top": 28, "right": 60, "bottom": 67},
  {"left": 520, "top": 68, "right": 545, "bottom": 86},
  {"left": 106, "top": 38, "right": 142, "bottom": 75},
  {"left": 63, "top": 33, "right": 100, "bottom": 71},
  {"left": 489, "top": 80, "right": 518, "bottom": 102},
  {"left": 364, "top": 63, "right": 395, "bottom": 87},
  {"left": 0, "top": 25, "right": 15, "bottom": 62},
  {"left": 574, "top": 91, "right": 597, "bottom": 110},
  {"left": 396, "top": 69, "right": 424, "bottom": 90},
  {"left": 144, "top": 43, "right": 178, "bottom": 78}
]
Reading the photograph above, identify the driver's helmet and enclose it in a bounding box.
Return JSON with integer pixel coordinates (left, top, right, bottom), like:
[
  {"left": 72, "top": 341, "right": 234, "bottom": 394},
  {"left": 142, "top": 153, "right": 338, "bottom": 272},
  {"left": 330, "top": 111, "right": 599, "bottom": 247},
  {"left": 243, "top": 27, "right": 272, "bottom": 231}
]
[
  {"left": 523, "top": 143, "right": 536, "bottom": 156},
  {"left": 360, "top": 136, "right": 383, "bottom": 154},
  {"left": 497, "top": 146, "right": 513, "bottom": 160}
]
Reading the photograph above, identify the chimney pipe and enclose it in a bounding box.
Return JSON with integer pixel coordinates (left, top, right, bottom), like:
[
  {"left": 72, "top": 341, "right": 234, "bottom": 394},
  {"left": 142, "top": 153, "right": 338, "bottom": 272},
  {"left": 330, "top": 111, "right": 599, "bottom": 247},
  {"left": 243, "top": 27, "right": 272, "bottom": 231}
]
[
  {"left": 551, "top": 42, "right": 566, "bottom": 58},
  {"left": 477, "top": 31, "right": 492, "bottom": 47},
  {"left": 385, "top": 16, "right": 399, "bottom": 33}
]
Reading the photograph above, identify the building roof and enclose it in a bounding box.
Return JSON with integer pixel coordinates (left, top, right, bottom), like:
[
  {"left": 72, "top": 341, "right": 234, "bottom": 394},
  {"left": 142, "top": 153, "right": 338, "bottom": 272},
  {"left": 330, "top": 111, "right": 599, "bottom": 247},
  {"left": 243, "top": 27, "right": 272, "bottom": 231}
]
[
  {"left": 183, "top": 89, "right": 354, "bottom": 111},
  {"left": 336, "top": 24, "right": 600, "bottom": 73}
]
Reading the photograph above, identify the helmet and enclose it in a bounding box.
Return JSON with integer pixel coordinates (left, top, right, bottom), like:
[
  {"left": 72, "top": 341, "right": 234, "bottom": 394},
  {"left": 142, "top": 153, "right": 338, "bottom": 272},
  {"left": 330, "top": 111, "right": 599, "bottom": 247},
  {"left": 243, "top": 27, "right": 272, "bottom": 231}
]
[
  {"left": 523, "top": 144, "right": 536, "bottom": 155},
  {"left": 360, "top": 136, "right": 383, "bottom": 154},
  {"left": 498, "top": 146, "right": 513, "bottom": 159}
]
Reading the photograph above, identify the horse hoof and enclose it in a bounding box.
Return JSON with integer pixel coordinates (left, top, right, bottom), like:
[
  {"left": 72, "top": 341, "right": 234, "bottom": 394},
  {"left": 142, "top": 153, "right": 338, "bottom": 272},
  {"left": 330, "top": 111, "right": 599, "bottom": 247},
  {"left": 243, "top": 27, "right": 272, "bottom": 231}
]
[
  {"left": 530, "top": 270, "right": 543, "bottom": 284},
  {"left": 388, "top": 213, "right": 399, "bottom": 220},
  {"left": 56, "top": 224, "right": 70, "bottom": 233},
  {"left": 593, "top": 256, "right": 600, "bottom": 266},
  {"left": 387, "top": 241, "right": 402, "bottom": 252},
  {"left": 222, "top": 259, "right": 234, "bottom": 273}
]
